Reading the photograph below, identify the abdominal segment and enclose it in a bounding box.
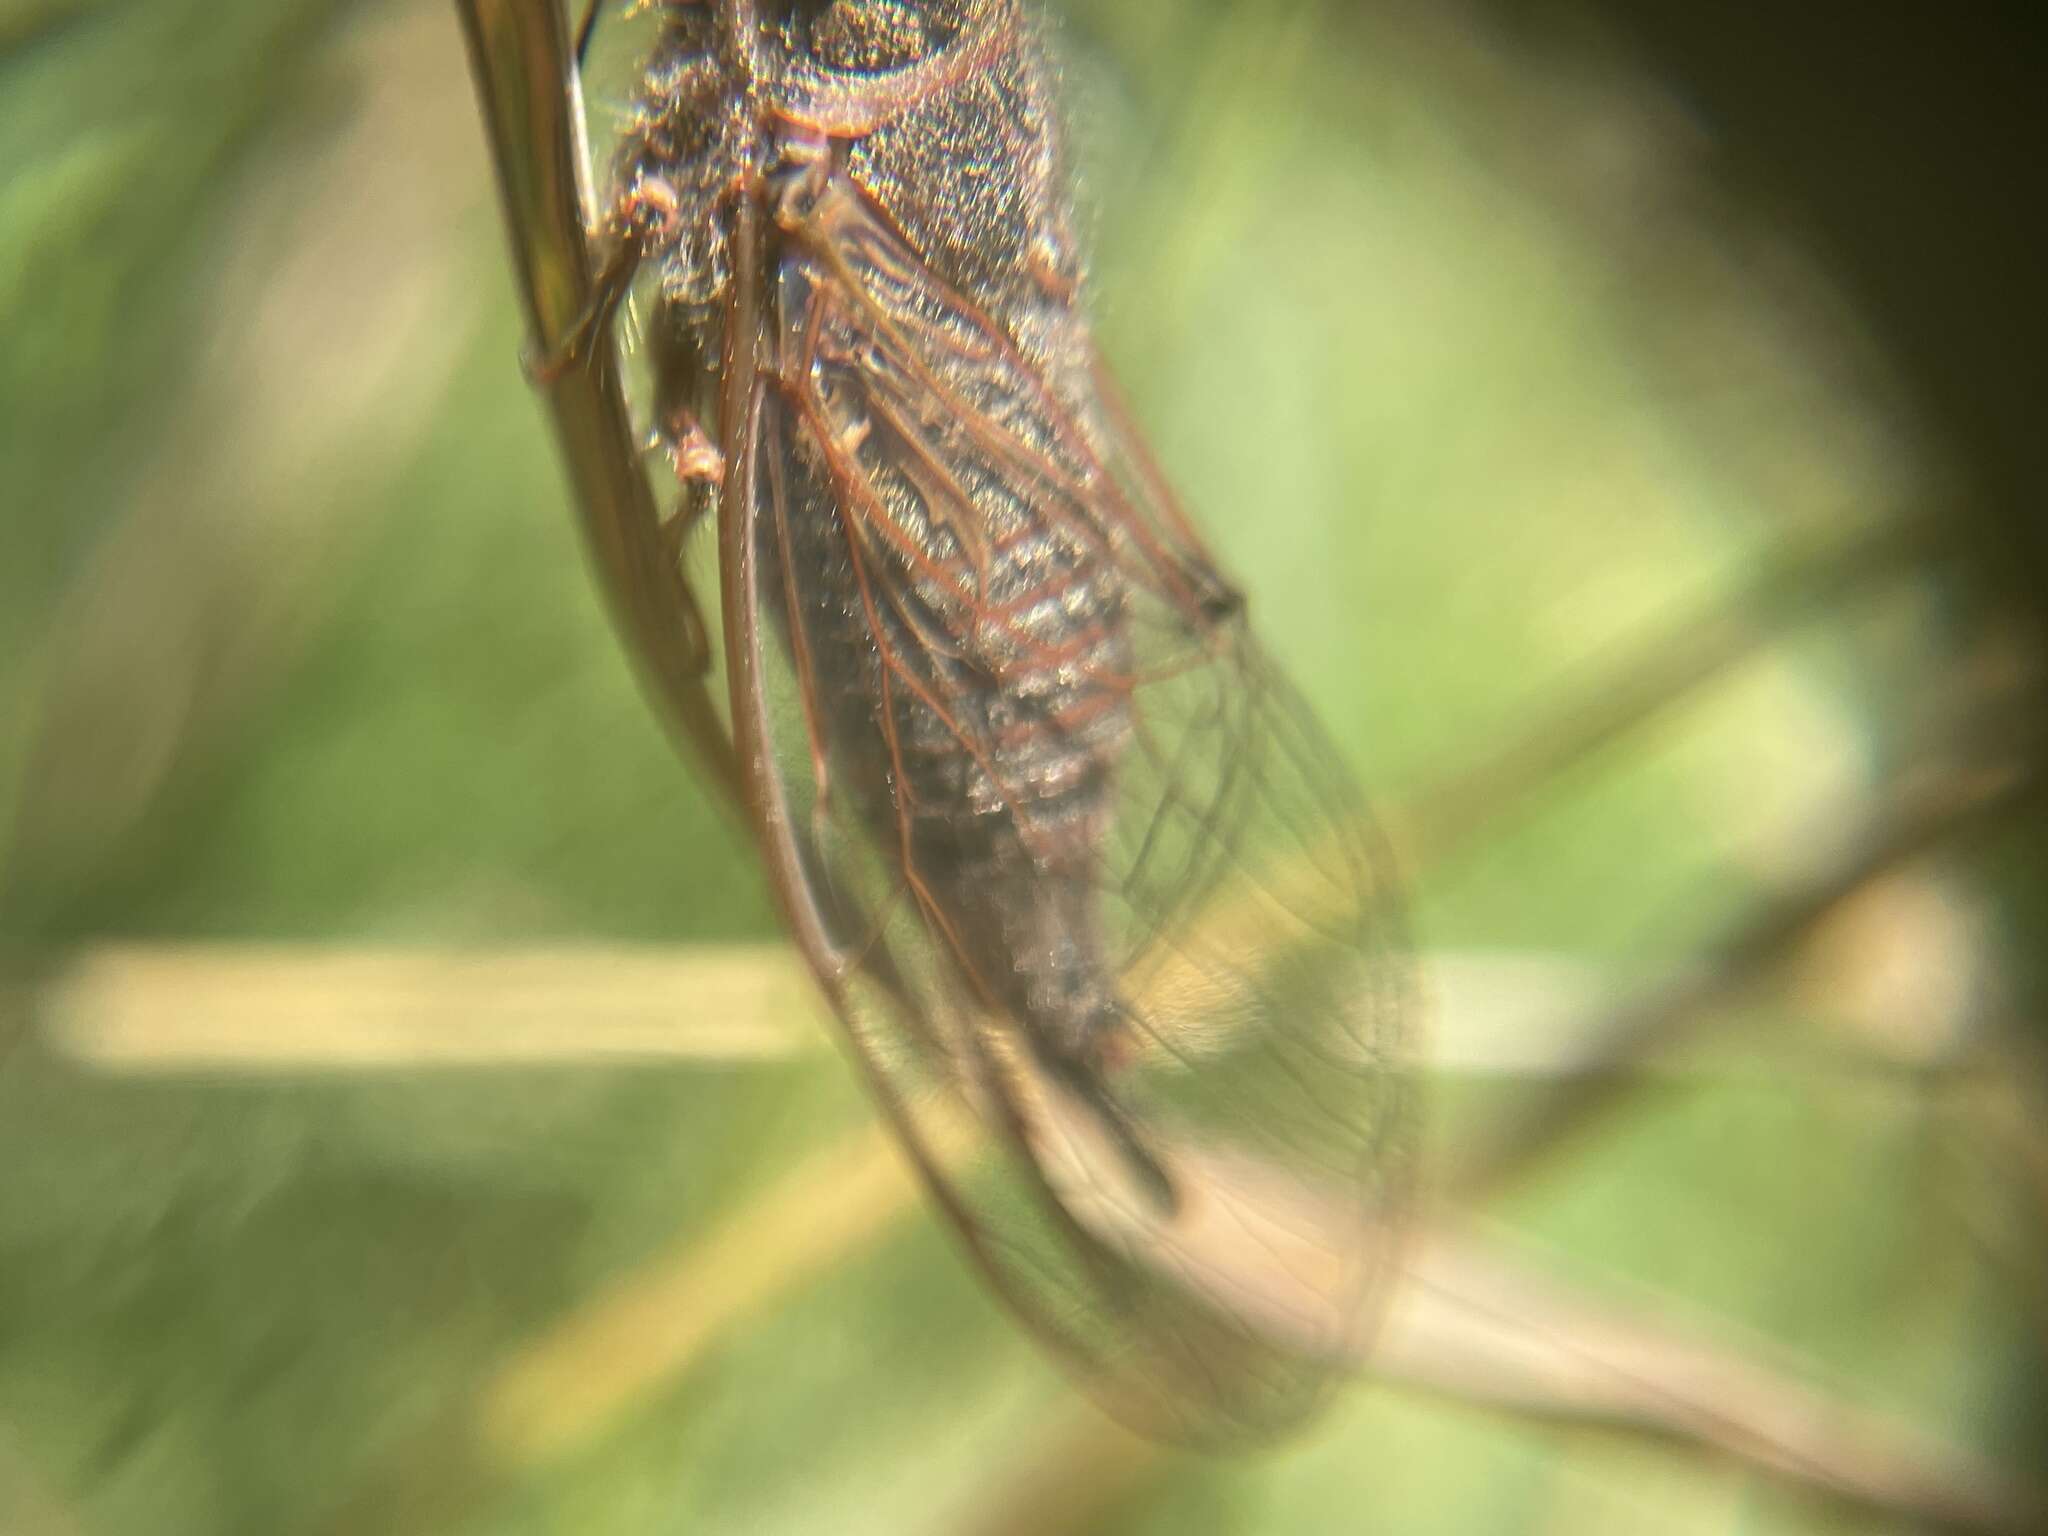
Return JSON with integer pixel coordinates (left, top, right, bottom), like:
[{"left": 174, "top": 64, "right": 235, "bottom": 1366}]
[{"left": 756, "top": 275, "right": 1134, "bottom": 1070}]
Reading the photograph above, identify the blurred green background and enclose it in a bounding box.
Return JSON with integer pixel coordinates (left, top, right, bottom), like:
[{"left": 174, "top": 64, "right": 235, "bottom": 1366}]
[{"left": 3, "top": 1, "right": 2042, "bottom": 1533}]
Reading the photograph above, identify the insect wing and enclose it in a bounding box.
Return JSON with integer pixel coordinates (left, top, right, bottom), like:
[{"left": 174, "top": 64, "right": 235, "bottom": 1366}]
[{"left": 725, "top": 163, "right": 1419, "bottom": 1442}]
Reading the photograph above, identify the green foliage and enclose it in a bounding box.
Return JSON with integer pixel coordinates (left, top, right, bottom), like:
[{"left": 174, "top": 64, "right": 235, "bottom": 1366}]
[{"left": 0, "top": 3, "right": 2029, "bottom": 1534}]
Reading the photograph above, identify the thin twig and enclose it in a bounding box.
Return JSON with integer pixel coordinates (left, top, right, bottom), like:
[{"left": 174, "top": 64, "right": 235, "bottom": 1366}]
[
  {"left": 950, "top": 1225, "right": 2046, "bottom": 1536},
  {"left": 1382, "top": 1228, "right": 2044, "bottom": 1536},
  {"left": 454, "top": 0, "right": 742, "bottom": 806},
  {"left": 1395, "top": 518, "right": 1938, "bottom": 873},
  {"left": 1452, "top": 748, "right": 2047, "bottom": 1203},
  {"left": 430, "top": 1110, "right": 2040, "bottom": 1536}
]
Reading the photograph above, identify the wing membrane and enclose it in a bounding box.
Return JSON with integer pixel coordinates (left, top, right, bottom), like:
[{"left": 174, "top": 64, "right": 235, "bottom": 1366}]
[{"left": 729, "top": 166, "right": 1418, "bottom": 1442}]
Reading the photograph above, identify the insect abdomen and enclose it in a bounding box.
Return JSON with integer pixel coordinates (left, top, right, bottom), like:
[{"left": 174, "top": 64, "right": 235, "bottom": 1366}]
[{"left": 767, "top": 358, "right": 1133, "bottom": 1060}]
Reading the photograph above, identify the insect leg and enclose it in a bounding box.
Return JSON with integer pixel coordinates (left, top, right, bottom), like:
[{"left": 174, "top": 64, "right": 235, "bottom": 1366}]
[
  {"left": 523, "top": 231, "right": 642, "bottom": 383},
  {"left": 644, "top": 402, "right": 725, "bottom": 571},
  {"left": 530, "top": 160, "right": 695, "bottom": 381},
  {"left": 657, "top": 408, "right": 727, "bottom": 488}
]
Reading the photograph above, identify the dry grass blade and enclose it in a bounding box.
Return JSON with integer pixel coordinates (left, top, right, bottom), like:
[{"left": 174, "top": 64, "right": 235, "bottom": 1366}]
[
  {"left": 40, "top": 942, "right": 815, "bottom": 1071},
  {"left": 475, "top": 1113, "right": 966, "bottom": 1466},
  {"left": 0, "top": 1425, "right": 87, "bottom": 1536},
  {"left": 46, "top": 942, "right": 1974, "bottom": 1078}
]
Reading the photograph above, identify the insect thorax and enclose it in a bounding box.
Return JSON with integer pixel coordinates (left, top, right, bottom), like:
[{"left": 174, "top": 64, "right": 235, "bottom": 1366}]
[{"left": 611, "top": 3, "right": 1084, "bottom": 370}]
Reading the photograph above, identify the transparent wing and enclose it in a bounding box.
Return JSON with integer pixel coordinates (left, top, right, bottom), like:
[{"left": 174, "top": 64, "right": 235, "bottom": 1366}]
[{"left": 727, "top": 169, "right": 1420, "bottom": 1443}]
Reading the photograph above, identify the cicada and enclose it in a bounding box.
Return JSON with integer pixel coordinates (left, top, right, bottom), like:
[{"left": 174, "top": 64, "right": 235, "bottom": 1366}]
[{"left": 565, "top": 0, "right": 1417, "bottom": 1442}]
